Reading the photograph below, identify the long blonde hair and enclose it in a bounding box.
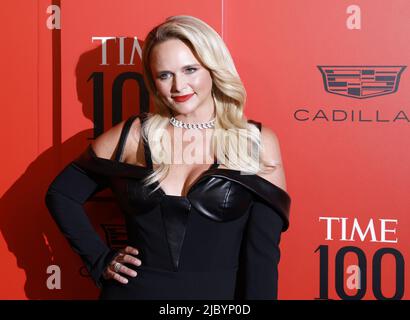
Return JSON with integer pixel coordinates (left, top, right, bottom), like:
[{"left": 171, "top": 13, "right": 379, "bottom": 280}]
[{"left": 140, "top": 15, "right": 274, "bottom": 193}]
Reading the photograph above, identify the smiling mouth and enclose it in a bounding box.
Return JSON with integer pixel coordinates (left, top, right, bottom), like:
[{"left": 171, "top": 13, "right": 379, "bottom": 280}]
[{"left": 172, "top": 93, "right": 195, "bottom": 102}]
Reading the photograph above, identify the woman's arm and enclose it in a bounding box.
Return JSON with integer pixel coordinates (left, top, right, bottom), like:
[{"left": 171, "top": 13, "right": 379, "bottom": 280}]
[
  {"left": 44, "top": 119, "right": 129, "bottom": 288},
  {"left": 234, "top": 200, "right": 284, "bottom": 299},
  {"left": 45, "top": 162, "right": 119, "bottom": 288},
  {"left": 235, "top": 124, "right": 289, "bottom": 299}
]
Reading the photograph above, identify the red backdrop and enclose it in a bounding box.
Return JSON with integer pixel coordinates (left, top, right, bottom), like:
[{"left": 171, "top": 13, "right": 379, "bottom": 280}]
[{"left": 0, "top": 0, "right": 408, "bottom": 299}]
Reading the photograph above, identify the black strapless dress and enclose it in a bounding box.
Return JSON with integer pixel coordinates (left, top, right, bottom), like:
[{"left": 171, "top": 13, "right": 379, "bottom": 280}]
[{"left": 45, "top": 112, "right": 291, "bottom": 300}]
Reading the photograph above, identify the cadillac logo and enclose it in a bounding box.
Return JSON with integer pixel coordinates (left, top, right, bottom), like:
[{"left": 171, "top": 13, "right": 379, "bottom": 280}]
[{"left": 317, "top": 66, "right": 406, "bottom": 99}]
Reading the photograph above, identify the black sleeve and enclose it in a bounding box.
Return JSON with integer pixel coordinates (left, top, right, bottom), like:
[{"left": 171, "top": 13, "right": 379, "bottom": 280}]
[
  {"left": 234, "top": 200, "right": 284, "bottom": 300},
  {"left": 44, "top": 161, "right": 120, "bottom": 288},
  {"left": 201, "top": 169, "right": 291, "bottom": 300}
]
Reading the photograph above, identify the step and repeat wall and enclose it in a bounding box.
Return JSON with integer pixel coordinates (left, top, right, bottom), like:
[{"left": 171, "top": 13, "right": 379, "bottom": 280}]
[{"left": 0, "top": 0, "right": 408, "bottom": 299}]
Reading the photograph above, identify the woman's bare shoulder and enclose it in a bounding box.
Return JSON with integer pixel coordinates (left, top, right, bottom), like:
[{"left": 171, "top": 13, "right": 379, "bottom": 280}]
[
  {"left": 90, "top": 116, "right": 142, "bottom": 161},
  {"left": 258, "top": 124, "right": 288, "bottom": 193}
]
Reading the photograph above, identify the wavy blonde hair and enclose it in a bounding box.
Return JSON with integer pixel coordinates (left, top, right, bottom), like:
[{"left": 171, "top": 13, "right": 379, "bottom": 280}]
[{"left": 140, "top": 15, "right": 274, "bottom": 194}]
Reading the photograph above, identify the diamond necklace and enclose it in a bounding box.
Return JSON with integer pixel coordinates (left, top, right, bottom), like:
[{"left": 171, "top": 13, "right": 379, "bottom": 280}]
[{"left": 169, "top": 116, "right": 216, "bottom": 129}]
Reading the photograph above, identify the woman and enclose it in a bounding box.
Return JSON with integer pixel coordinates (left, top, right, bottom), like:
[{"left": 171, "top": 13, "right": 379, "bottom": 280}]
[{"left": 45, "top": 15, "right": 291, "bottom": 300}]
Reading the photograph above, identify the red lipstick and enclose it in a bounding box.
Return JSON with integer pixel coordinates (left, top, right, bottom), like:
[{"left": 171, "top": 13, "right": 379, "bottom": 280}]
[{"left": 172, "top": 93, "right": 194, "bottom": 102}]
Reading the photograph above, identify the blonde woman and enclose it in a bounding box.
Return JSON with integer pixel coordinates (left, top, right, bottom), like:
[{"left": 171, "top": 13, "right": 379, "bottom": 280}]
[{"left": 45, "top": 15, "right": 291, "bottom": 300}]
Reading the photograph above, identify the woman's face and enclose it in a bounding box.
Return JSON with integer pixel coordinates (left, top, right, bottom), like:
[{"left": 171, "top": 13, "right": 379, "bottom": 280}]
[{"left": 150, "top": 38, "right": 214, "bottom": 117}]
